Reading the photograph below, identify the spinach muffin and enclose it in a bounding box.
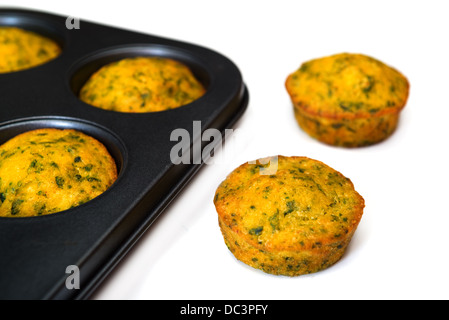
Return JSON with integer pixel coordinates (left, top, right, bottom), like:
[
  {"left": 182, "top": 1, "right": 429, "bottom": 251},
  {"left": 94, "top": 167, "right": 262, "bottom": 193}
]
[
  {"left": 0, "top": 26, "right": 61, "bottom": 73},
  {"left": 0, "top": 128, "right": 117, "bottom": 218},
  {"left": 79, "top": 56, "right": 206, "bottom": 113},
  {"left": 285, "top": 53, "right": 409, "bottom": 147},
  {"left": 214, "top": 156, "right": 365, "bottom": 276}
]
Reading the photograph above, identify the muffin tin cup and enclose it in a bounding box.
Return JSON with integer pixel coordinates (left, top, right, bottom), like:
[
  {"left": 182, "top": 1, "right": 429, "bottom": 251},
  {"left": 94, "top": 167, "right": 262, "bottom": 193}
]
[{"left": 0, "top": 8, "right": 248, "bottom": 299}]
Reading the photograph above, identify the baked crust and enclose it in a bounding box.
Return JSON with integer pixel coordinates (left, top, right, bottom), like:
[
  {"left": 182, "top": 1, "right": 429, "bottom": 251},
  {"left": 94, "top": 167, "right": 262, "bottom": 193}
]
[
  {"left": 0, "top": 27, "right": 61, "bottom": 73},
  {"left": 79, "top": 56, "right": 205, "bottom": 113},
  {"left": 214, "top": 156, "right": 365, "bottom": 276},
  {"left": 0, "top": 128, "right": 117, "bottom": 217},
  {"left": 285, "top": 53, "right": 409, "bottom": 147}
]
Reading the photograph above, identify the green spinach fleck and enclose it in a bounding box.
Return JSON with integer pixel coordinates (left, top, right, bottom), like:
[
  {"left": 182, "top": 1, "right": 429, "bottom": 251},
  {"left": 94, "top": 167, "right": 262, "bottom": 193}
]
[{"left": 249, "top": 226, "right": 263, "bottom": 236}]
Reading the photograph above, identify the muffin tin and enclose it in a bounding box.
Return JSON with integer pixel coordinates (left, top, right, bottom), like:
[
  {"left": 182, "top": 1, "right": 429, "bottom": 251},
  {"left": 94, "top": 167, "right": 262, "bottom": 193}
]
[{"left": 0, "top": 8, "right": 248, "bottom": 299}]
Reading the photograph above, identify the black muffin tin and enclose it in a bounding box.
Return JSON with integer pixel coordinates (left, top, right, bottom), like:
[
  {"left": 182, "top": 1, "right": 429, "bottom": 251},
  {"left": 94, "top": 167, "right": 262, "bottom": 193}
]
[{"left": 0, "top": 8, "right": 248, "bottom": 300}]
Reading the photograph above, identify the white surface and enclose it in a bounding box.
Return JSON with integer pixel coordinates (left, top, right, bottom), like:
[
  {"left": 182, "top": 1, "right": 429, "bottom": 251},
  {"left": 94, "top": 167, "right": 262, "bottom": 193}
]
[{"left": 3, "top": 0, "right": 449, "bottom": 300}]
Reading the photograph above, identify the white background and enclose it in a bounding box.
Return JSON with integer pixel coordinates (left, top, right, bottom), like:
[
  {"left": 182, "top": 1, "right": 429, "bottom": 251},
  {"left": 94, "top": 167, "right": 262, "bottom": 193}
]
[{"left": 2, "top": 0, "right": 449, "bottom": 300}]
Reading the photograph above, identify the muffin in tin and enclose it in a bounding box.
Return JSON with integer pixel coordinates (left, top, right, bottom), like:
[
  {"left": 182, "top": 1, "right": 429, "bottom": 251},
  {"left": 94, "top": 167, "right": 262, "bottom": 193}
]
[
  {"left": 285, "top": 53, "right": 410, "bottom": 147},
  {"left": 0, "top": 128, "right": 117, "bottom": 218},
  {"left": 79, "top": 56, "right": 206, "bottom": 113},
  {"left": 0, "top": 26, "right": 61, "bottom": 73},
  {"left": 214, "top": 156, "right": 365, "bottom": 276}
]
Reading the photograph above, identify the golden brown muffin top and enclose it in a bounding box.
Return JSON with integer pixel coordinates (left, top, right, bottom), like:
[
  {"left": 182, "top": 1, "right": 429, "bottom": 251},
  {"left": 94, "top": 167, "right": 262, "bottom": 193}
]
[
  {"left": 214, "top": 156, "right": 365, "bottom": 252},
  {"left": 79, "top": 56, "right": 206, "bottom": 113},
  {"left": 0, "top": 128, "right": 117, "bottom": 218},
  {"left": 285, "top": 53, "right": 409, "bottom": 119},
  {"left": 0, "top": 26, "right": 61, "bottom": 73}
]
